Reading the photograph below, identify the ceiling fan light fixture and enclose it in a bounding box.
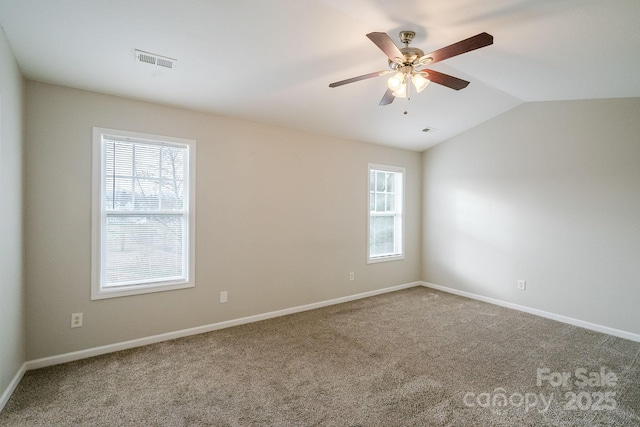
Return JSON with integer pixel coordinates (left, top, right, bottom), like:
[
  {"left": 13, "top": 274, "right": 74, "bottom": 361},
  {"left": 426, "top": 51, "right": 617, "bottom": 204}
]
[
  {"left": 387, "top": 71, "right": 405, "bottom": 91},
  {"left": 412, "top": 72, "right": 430, "bottom": 93},
  {"left": 392, "top": 83, "right": 407, "bottom": 98}
]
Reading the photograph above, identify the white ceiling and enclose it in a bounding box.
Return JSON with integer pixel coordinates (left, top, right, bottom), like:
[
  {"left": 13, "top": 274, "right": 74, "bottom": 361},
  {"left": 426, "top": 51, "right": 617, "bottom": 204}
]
[{"left": 1, "top": 0, "right": 639, "bottom": 151}]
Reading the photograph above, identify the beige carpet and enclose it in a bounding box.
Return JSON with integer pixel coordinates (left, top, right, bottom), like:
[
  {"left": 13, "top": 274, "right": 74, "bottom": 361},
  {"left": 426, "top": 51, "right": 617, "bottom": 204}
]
[{"left": 2, "top": 287, "right": 639, "bottom": 426}]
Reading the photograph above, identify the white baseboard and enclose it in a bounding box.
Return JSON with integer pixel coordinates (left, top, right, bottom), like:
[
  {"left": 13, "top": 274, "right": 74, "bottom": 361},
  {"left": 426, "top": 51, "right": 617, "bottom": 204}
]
[
  {"left": 420, "top": 281, "right": 640, "bottom": 343},
  {"left": 0, "top": 363, "right": 26, "bottom": 414},
  {"left": 26, "top": 281, "right": 421, "bottom": 370}
]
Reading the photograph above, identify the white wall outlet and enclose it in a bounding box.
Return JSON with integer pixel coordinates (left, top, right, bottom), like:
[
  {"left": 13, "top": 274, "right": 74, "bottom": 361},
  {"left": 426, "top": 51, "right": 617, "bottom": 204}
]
[
  {"left": 71, "top": 312, "right": 83, "bottom": 328},
  {"left": 349, "top": 272, "right": 355, "bottom": 281},
  {"left": 517, "top": 280, "right": 526, "bottom": 291},
  {"left": 220, "top": 291, "right": 228, "bottom": 303}
]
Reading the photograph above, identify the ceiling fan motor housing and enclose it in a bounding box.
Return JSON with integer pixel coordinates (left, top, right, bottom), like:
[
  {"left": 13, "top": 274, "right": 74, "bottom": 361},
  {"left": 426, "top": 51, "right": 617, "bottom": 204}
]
[{"left": 389, "top": 47, "right": 425, "bottom": 69}]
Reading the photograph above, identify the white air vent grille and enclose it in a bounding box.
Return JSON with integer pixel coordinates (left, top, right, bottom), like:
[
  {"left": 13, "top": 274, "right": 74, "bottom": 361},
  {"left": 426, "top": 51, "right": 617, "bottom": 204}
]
[
  {"left": 135, "top": 50, "right": 177, "bottom": 69},
  {"left": 156, "top": 58, "right": 174, "bottom": 69}
]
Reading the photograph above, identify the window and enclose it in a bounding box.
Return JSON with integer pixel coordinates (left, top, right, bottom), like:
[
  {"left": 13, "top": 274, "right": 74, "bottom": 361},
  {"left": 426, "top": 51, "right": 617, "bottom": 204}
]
[
  {"left": 91, "top": 128, "right": 195, "bottom": 299},
  {"left": 368, "top": 164, "right": 404, "bottom": 263}
]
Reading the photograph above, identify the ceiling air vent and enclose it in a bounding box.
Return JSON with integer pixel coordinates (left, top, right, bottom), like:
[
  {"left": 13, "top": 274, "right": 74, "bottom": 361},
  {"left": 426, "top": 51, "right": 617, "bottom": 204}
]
[{"left": 134, "top": 49, "right": 177, "bottom": 69}]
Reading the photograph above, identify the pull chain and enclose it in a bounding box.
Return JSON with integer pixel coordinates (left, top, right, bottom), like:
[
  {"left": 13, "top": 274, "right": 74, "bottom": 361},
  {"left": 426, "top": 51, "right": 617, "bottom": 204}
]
[{"left": 403, "top": 72, "right": 411, "bottom": 115}]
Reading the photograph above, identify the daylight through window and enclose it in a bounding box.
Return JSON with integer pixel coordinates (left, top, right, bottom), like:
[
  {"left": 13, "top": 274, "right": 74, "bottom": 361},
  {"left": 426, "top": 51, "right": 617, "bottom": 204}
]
[
  {"left": 368, "top": 164, "right": 404, "bottom": 263},
  {"left": 92, "top": 128, "right": 195, "bottom": 299}
]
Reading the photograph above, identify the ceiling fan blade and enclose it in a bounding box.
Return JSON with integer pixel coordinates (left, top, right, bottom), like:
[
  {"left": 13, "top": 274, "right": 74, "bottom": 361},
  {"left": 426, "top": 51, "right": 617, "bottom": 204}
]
[
  {"left": 329, "top": 70, "right": 390, "bottom": 88},
  {"left": 366, "top": 32, "right": 404, "bottom": 62},
  {"left": 422, "top": 69, "right": 470, "bottom": 90},
  {"left": 379, "top": 88, "right": 395, "bottom": 106},
  {"left": 423, "top": 32, "right": 493, "bottom": 65}
]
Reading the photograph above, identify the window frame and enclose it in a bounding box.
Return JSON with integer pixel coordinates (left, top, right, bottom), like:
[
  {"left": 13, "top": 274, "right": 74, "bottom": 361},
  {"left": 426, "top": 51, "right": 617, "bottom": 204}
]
[
  {"left": 367, "top": 163, "right": 405, "bottom": 264},
  {"left": 91, "top": 127, "right": 196, "bottom": 300}
]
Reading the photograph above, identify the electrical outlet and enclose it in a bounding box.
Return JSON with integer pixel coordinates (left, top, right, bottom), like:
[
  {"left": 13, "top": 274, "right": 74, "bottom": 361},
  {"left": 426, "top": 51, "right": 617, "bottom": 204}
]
[
  {"left": 220, "top": 291, "right": 228, "bottom": 303},
  {"left": 517, "top": 280, "right": 526, "bottom": 291},
  {"left": 349, "top": 272, "right": 355, "bottom": 281},
  {"left": 71, "top": 313, "right": 83, "bottom": 328}
]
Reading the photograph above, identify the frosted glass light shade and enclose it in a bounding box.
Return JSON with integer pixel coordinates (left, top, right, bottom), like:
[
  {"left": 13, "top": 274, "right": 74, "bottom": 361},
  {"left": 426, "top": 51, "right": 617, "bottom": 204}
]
[
  {"left": 387, "top": 72, "right": 404, "bottom": 91},
  {"left": 392, "top": 83, "right": 407, "bottom": 98},
  {"left": 412, "top": 73, "right": 430, "bottom": 93}
]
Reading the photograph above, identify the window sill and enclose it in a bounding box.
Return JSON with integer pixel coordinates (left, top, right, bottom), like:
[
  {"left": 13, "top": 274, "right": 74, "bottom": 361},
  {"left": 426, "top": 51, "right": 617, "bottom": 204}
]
[
  {"left": 367, "top": 254, "right": 405, "bottom": 264},
  {"left": 91, "top": 280, "right": 194, "bottom": 300}
]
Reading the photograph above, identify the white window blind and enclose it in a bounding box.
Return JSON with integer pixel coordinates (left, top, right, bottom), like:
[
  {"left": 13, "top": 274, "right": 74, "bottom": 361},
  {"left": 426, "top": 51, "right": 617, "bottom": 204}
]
[
  {"left": 92, "top": 128, "right": 195, "bottom": 299},
  {"left": 368, "top": 164, "right": 404, "bottom": 262}
]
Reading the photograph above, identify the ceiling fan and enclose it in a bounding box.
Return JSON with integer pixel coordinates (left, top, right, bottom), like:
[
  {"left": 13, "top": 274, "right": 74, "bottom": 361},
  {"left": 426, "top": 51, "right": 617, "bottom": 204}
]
[{"left": 329, "top": 31, "right": 493, "bottom": 107}]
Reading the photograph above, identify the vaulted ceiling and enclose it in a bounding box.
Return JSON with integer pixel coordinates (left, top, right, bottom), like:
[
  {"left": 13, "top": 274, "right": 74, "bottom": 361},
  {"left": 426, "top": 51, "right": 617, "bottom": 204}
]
[{"left": 1, "top": 0, "right": 638, "bottom": 151}]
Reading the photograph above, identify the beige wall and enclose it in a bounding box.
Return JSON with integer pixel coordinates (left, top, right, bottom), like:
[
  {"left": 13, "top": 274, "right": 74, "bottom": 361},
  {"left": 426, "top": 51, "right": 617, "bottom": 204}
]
[
  {"left": 19, "top": 77, "right": 640, "bottom": 365},
  {"left": 0, "top": 27, "right": 25, "bottom": 396},
  {"left": 422, "top": 98, "right": 640, "bottom": 335},
  {"left": 24, "top": 81, "right": 422, "bottom": 360}
]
